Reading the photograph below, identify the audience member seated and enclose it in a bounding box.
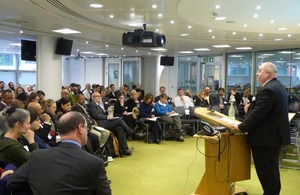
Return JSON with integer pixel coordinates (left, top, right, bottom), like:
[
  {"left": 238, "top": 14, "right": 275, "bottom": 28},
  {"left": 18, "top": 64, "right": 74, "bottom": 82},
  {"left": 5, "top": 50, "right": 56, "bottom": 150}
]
[
  {"left": 0, "top": 89, "right": 13, "bottom": 112},
  {"left": 154, "top": 94, "right": 184, "bottom": 142},
  {"left": 24, "top": 92, "right": 40, "bottom": 109},
  {"left": 87, "top": 92, "right": 133, "bottom": 156},
  {"left": 7, "top": 112, "right": 112, "bottom": 195},
  {"left": 194, "top": 90, "right": 209, "bottom": 107},
  {"left": 25, "top": 110, "right": 50, "bottom": 149},
  {"left": 154, "top": 86, "right": 172, "bottom": 103},
  {"left": 0, "top": 108, "right": 39, "bottom": 168},
  {"left": 209, "top": 87, "right": 226, "bottom": 113},
  {"left": 71, "top": 94, "right": 110, "bottom": 153},
  {"left": 139, "top": 93, "right": 163, "bottom": 143},
  {"left": 185, "top": 89, "right": 195, "bottom": 102},
  {"left": 15, "top": 87, "right": 28, "bottom": 104},
  {"left": 55, "top": 97, "right": 72, "bottom": 119},
  {"left": 174, "top": 88, "right": 194, "bottom": 109},
  {"left": 107, "top": 84, "right": 117, "bottom": 103},
  {"left": 238, "top": 88, "right": 253, "bottom": 118},
  {"left": 56, "top": 89, "right": 70, "bottom": 109},
  {"left": 82, "top": 83, "right": 93, "bottom": 103},
  {"left": 127, "top": 90, "right": 140, "bottom": 108},
  {"left": 36, "top": 90, "right": 46, "bottom": 107},
  {"left": 0, "top": 163, "right": 16, "bottom": 195},
  {"left": 114, "top": 93, "right": 136, "bottom": 130},
  {"left": 28, "top": 102, "right": 58, "bottom": 147},
  {"left": 123, "top": 84, "right": 131, "bottom": 100}
]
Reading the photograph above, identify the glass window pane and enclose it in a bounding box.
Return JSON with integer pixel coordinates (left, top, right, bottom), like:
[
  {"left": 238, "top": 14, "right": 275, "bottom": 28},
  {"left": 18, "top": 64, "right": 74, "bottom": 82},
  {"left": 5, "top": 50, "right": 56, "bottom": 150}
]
[
  {"left": 0, "top": 71, "right": 16, "bottom": 85},
  {"left": 226, "top": 52, "right": 252, "bottom": 93},
  {"left": 0, "top": 53, "right": 16, "bottom": 70},
  {"left": 19, "top": 72, "right": 36, "bottom": 86},
  {"left": 18, "top": 54, "right": 37, "bottom": 71},
  {"left": 200, "top": 56, "right": 222, "bottom": 93},
  {"left": 122, "top": 59, "right": 140, "bottom": 87},
  {"left": 178, "top": 56, "right": 198, "bottom": 95},
  {"left": 108, "top": 63, "right": 120, "bottom": 88}
]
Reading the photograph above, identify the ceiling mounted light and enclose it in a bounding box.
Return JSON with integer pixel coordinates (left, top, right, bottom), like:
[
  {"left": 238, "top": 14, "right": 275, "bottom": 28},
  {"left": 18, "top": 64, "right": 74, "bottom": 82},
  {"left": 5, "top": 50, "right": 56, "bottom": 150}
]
[
  {"left": 259, "top": 33, "right": 263, "bottom": 37},
  {"left": 215, "top": 5, "right": 220, "bottom": 9},
  {"left": 158, "top": 13, "right": 162, "bottom": 17},
  {"left": 52, "top": 28, "right": 81, "bottom": 34},
  {"left": 253, "top": 14, "right": 258, "bottom": 18},
  {"left": 256, "top": 5, "right": 261, "bottom": 10},
  {"left": 277, "top": 27, "right": 287, "bottom": 31},
  {"left": 236, "top": 47, "right": 252, "bottom": 50},
  {"left": 232, "top": 32, "right": 236, "bottom": 35},
  {"left": 179, "top": 51, "right": 194, "bottom": 54},
  {"left": 214, "top": 17, "right": 226, "bottom": 20},
  {"left": 194, "top": 48, "right": 210, "bottom": 51},
  {"left": 212, "top": 45, "right": 231, "bottom": 48},
  {"left": 274, "top": 38, "right": 282, "bottom": 41},
  {"left": 109, "top": 15, "right": 114, "bottom": 18},
  {"left": 90, "top": 4, "right": 103, "bottom": 8},
  {"left": 270, "top": 20, "right": 274, "bottom": 23},
  {"left": 152, "top": 4, "right": 157, "bottom": 9},
  {"left": 180, "top": 33, "right": 189, "bottom": 36}
]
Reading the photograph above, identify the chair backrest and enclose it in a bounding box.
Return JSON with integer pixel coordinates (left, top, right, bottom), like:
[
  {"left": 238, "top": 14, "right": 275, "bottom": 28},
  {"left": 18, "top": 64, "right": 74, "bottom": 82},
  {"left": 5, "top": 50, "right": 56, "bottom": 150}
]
[{"left": 173, "top": 106, "right": 186, "bottom": 116}]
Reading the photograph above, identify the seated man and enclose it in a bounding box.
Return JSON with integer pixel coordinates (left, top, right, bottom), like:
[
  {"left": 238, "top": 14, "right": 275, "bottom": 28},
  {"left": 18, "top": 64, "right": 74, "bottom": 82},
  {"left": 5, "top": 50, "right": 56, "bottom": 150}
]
[
  {"left": 154, "top": 86, "right": 172, "bottom": 103},
  {"left": 86, "top": 92, "right": 133, "bottom": 156},
  {"left": 154, "top": 94, "right": 184, "bottom": 142},
  {"left": 209, "top": 87, "right": 226, "bottom": 113},
  {"left": 71, "top": 94, "right": 110, "bottom": 152},
  {"left": 173, "top": 88, "right": 194, "bottom": 109},
  {"left": 8, "top": 111, "right": 112, "bottom": 195}
]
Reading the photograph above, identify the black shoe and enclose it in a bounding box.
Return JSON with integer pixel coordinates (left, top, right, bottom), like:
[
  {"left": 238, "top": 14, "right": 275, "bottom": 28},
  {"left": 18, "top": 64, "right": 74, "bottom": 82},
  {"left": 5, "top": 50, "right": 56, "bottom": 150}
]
[
  {"left": 175, "top": 136, "right": 184, "bottom": 142},
  {"left": 132, "top": 132, "right": 144, "bottom": 140},
  {"left": 103, "top": 160, "right": 108, "bottom": 167},
  {"left": 155, "top": 139, "right": 161, "bottom": 144},
  {"left": 122, "top": 149, "right": 132, "bottom": 156}
]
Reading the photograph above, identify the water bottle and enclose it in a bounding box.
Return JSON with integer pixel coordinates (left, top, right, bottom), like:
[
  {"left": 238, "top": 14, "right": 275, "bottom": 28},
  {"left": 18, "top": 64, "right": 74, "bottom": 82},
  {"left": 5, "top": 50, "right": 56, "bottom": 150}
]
[{"left": 228, "top": 100, "right": 235, "bottom": 118}]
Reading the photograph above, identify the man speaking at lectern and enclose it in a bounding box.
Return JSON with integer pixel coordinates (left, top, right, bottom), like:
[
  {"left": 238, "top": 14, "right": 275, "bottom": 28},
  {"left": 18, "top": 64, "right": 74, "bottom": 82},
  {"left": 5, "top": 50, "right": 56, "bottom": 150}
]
[{"left": 230, "top": 62, "right": 290, "bottom": 195}]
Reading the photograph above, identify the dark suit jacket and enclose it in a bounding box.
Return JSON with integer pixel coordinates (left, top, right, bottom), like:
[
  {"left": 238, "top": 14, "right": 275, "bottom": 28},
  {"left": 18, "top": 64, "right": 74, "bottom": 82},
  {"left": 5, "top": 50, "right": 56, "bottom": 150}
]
[
  {"left": 238, "top": 78, "right": 291, "bottom": 147},
  {"left": 0, "top": 102, "right": 7, "bottom": 112},
  {"left": 7, "top": 142, "right": 111, "bottom": 195},
  {"left": 86, "top": 102, "right": 107, "bottom": 125}
]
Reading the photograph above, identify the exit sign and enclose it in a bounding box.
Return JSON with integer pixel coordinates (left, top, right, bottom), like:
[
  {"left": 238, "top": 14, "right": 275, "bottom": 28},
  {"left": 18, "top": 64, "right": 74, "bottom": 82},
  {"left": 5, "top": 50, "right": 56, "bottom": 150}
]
[{"left": 203, "top": 57, "right": 214, "bottom": 63}]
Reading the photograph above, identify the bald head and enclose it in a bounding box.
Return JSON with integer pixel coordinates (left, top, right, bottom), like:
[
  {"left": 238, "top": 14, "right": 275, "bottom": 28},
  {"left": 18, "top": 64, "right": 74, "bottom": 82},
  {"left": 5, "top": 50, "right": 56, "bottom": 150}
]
[
  {"left": 27, "top": 102, "right": 43, "bottom": 114},
  {"left": 61, "top": 89, "right": 70, "bottom": 99}
]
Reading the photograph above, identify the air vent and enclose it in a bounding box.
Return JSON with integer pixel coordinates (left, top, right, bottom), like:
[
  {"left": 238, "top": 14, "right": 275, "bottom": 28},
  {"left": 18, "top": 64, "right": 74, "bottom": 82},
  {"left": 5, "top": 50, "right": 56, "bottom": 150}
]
[{"left": 0, "top": 18, "right": 28, "bottom": 25}]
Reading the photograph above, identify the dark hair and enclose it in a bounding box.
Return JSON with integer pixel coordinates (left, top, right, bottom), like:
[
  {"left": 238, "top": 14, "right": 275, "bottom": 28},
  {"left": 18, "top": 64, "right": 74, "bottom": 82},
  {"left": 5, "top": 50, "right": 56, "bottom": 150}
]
[
  {"left": 59, "top": 97, "right": 71, "bottom": 105},
  {"left": 4, "top": 108, "right": 30, "bottom": 128},
  {"left": 2, "top": 89, "right": 13, "bottom": 96},
  {"left": 109, "top": 84, "right": 115, "bottom": 88},
  {"left": 36, "top": 90, "right": 45, "bottom": 97},
  {"left": 25, "top": 92, "right": 38, "bottom": 107},
  {"left": 57, "top": 111, "right": 85, "bottom": 135},
  {"left": 29, "top": 110, "right": 39, "bottom": 123},
  {"left": 218, "top": 88, "right": 225, "bottom": 92},
  {"left": 144, "top": 93, "right": 153, "bottom": 102},
  {"left": 160, "top": 94, "right": 167, "bottom": 99},
  {"left": 132, "top": 84, "right": 137, "bottom": 89}
]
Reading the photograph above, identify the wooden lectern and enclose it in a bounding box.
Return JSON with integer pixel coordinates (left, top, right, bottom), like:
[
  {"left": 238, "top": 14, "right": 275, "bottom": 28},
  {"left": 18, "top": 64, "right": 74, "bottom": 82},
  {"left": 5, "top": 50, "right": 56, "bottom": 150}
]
[{"left": 192, "top": 108, "right": 251, "bottom": 195}]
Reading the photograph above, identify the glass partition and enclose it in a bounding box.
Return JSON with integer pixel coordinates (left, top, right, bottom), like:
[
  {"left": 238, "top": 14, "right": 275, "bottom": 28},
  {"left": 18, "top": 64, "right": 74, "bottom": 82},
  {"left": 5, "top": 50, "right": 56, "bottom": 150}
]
[
  {"left": 122, "top": 57, "right": 141, "bottom": 87},
  {"left": 226, "top": 52, "right": 252, "bottom": 94}
]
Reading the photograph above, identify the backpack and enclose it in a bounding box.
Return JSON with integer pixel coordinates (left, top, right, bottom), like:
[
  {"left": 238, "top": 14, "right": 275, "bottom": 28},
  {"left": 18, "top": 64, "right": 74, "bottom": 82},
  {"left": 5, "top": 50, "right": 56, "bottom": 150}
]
[{"left": 104, "top": 132, "right": 120, "bottom": 157}]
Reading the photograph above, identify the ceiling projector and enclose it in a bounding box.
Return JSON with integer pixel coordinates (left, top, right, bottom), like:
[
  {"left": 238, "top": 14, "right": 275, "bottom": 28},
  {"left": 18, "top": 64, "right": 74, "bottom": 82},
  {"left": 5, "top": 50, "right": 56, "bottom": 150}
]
[{"left": 122, "top": 24, "right": 166, "bottom": 47}]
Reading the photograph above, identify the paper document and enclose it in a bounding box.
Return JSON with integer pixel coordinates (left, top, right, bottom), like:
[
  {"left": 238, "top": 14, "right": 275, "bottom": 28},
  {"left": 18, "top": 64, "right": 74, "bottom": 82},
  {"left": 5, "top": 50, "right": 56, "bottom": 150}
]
[
  {"left": 220, "top": 117, "right": 241, "bottom": 126},
  {"left": 93, "top": 126, "right": 105, "bottom": 131},
  {"left": 169, "top": 113, "right": 179, "bottom": 117},
  {"left": 148, "top": 117, "right": 159, "bottom": 121},
  {"left": 123, "top": 112, "right": 132, "bottom": 116}
]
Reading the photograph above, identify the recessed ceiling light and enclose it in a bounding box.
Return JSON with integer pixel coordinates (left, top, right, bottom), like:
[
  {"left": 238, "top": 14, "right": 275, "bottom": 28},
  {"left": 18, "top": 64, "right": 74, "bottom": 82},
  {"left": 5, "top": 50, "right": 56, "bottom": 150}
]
[
  {"left": 90, "top": 4, "right": 103, "bottom": 8},
  {"left": 188, "top": 25, "right": 192, "bottom": 29},
  {"left": 20, "top": 30, "right": 23, "bottom": 34},
  {"left": 262, "top": 54, "right": 275, "bottom": 56},
  {"left": 121, "top": 47, "right": 124, "bottom": 50},
  {"left": 95, "top": 53, "right": 108, "bottom": 56},
  {"left": 86, "top": 41, "right": 88, "bottom": 44},
  {"left": 259, "top": 33, "right": 263, "bottom": 37},
  {"left": 298, "top": 23, "right": 300, "bottom": 26},
  {"left": 136, "top": 50, "right": 138, "bottom": 52},
  {"left": 270, "top": 20, "right": 274, "bottom": 23},
  {"left": 170, "top": 20, "right": 175, "bottom": 24},
  {"left": 279, "top": 51, "right": 295, "bottom": 54},
  {"left": 106, "top": 45, "right": 108, "bottom": 47},
  {"left": 128, "top": 23, "right": 140, "bottom": 27},
  {"left": 274, "top": 38, "right": 282, "bottom": 41},
  {"left": 81, "top": 51, "right": 95, "bottom": 54},
  {"left": 179, "top": 51, "right": 194, "bottom": 54},
  {"left": 155, "top": 29, "right": 159, "bottom": 32},
  {"left": 214, "top": 17, "right": 226, "bottom": 20},
  {"left": 256, "top": 5, "right": 261, "bottom": 10},
  {"left": 236, "top": 47, "right": 252, "bottom": 50},
  {"left": 212, "top": 36, "right": 215, "bottom": 39},
  {"left": 287, "top": 34, "right": 292, "bottom": 37},
  {"left": 148, "top": 52, "right": 151, "bottom": 55},
  {"left": 229, "top": 55, "right": 244, "bottom": 57},
  {"left": 180, "top": 33, "right": 189, "bottom": 36},
  {"left": 194, "top": 48, "right": 210, "bottom": 51},
  {"left": 158, "top": 13, "right": 162, "bottom": 17},
  {"left": 152, "top": 4, "right": 157, "bottom": 9},
  {"left": 215, "top": 5, "right": 220, "bottom": 9},
  {"left": 277, "top": 27, "right": 287, "bottom": 31},
  {"left": 150, "top": 48, "right": 167, "bottom": 51},
  {"left": 232, "top": 32, "right": 236, "bottom": 35},
  {"left": 9, "top": 43, "right": 21, "bottom": 46},
  {"left": 243, "top": 37, "right": 247, "bottom": 40},
  {"left": 212, "top": 45, "right": 231, "bottom": 48},
  {"left": 208, "top": 29, "right": 212, "bottom": 33},
  {"left": 243, "top": 24, "right": 248, "bottom": 27},
  {"left": 253, "top": 14, "right": 258, "bottom": 18},
  {"left": 52, "top": 28, "right": 81, "bottom": 34},
  {"left": 109, "top": 15, "right": 114, "bottom": 18}
]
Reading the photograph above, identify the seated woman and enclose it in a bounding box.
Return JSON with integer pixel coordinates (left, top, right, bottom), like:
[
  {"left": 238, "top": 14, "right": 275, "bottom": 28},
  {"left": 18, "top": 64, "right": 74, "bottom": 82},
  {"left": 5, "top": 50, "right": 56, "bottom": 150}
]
[
  {"left": 139, "top": 93, "right": 163, "bottom": 143},
  {"left": 27, "top": 110, "right": 50, "bottom": 149},
  {"left": 24, "top": 92, "right": 40, "bottom": 109},
  {"left": 194, "top": 90, "right": 209, "bottom": 107},
  {"left": 55, "top": 97, "right": 72, "bottom": 119},
  {"left": 114, "top": 93, "right": 136, "bottom": 129},
  {"left": 0, "top": 108, "right": 39, "bottom": 168},
  {"left": 154, "top": 94, "right": 184, "bottom": 142}
]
